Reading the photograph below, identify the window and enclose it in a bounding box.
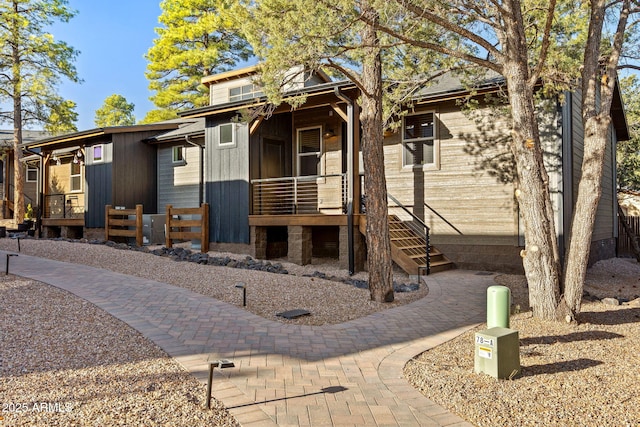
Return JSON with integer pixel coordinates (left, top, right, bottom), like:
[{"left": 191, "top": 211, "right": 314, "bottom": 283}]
[
  {"left": 402, "top": 112, "right": 436, "bottom": 168},
  {"left": 218, "top": 123, "right": 235, "bottom": 147},
  {"left": 26, "top": 165, "right": 38, "bottom": 182},
  {"left": 297, "top": 126, "right": 322, "bottom": 176},
  {"left": 70, "top": 161, "right": 82, "bottom": 192},
  {"left": 229, "top": 84, "right": 263, "bottom": 102},
  {"left": 92, "top": 145, "right": 103, "bottom": 163},
  {"left": 172, "top": 146, "right": 185, "bottom": 163}
]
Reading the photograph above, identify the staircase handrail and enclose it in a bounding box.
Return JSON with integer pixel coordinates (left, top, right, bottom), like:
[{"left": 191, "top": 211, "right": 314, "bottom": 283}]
[
  {"left": 424, "top": 202, "right": 464, "bottom": 235},
  {"left": 387, "top": 192, "right": 431, "bottom": 275}
]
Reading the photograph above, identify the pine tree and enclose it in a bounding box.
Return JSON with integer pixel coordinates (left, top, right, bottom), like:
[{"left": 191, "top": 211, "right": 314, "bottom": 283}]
[
  {"left": 143, "top": 0, "right": 252, "bottom": 122},
  {"left": 0, "top": 0, "right": 80, "bottom": 222},
  {"left": 45, "top": 99, "right": 78, "bottom": 135},
  {"left": 94, "top": 94, "right": 136, "bottom": 127}
]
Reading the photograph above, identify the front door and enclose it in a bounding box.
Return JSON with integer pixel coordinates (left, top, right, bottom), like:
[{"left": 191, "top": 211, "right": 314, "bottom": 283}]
[{"left": 262, "top": 138, "right": 286, "bottom": 179}]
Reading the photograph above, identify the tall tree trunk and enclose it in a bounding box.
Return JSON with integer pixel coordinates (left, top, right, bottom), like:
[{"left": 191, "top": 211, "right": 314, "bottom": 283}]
[
  {"left": 558, "top": 0, "right": 629, "bottom": 320},
  {"left": 504, "top": 62, "right": 561, "bottom": 320},
  {"left": 11, "top": 1, "right": 25, "bottom": 224},
  {"left": 360, "top": 2, "right": 394, "bottom": 302},
  {"left": 501, "top": 1, "right": 561, "bottom": 320},
  {"left": 560, "top": 119, "right": 610, "bottom": 317}
]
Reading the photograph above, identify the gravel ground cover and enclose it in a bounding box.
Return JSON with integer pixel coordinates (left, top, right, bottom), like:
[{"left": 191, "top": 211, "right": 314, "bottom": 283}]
[
  {"left": 405, "top": 258, "right": 640, "bottom": 427},
  {"left": 0, "top": 238, "right": 427, "bottom": 326},
  {"left": 0, "top": 275, "right": 239, "bottom": 427}
]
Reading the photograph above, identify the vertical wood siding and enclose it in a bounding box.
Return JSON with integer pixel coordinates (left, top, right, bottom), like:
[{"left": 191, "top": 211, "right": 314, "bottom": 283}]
[
  {"left": 85, "top": 141, "right": 112, "bottom": 227},
  {"left": 111, "top": 132, "right": 158, "bottom": 214},
  {"left": 206, "top": 117, "right": 250, "bottom": 243},
  {"left": 569, "top": 90, "right": 616, "bottom": 243}
]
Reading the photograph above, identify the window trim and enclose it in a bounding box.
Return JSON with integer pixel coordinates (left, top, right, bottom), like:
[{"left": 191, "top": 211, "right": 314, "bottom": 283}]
[
  {"left": 26, "top": 165, "right": 38, "bottom": 183},
  {"left": 228, "top": 84, "right": 263, "bottom": 102},
  {"left": 92, "top": 144, "right": 104, "bottom": 163},
  {"left": 70, "top": 161, "right": 82, "bottom": 193},
  {"left": 296, "top": 125, "right": 323, "bottom": 177},
  {"left": 401, "top": 111, "right": 439, "bottom": 170},
  {"left": 172, "top": 145, "right": 185, "bottom": 164},
  {"left": 218, "top": 123, "right": 236, "bottom": 148}
]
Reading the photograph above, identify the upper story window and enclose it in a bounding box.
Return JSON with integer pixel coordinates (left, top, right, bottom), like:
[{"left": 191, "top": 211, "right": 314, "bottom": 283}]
[
  {"left": 92, "top": 144, "right": 104, "bottom": 163},
  {"left": 229, "top": 84, "right": 263, "bottom": 102},
  {"left": 218, "top": 123, "right": 236, "bottom": 148},
  {"left": 70, "top": 161, "right": 82, "bottom": 192},
  {"left": 26, "top": 165, "right": 38, "bottom": 182},
  {"left": 402, "top": 112, "right": 437, "bottom": 168},
  {"left": 172, "top": 146, "right": 185, "bottom": 164}
]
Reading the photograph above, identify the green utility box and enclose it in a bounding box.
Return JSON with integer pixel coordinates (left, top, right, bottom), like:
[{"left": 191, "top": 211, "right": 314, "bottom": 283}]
[
  {"left": 474, "top": 327, "right": 520, "bottom": 379},
  {"left": 486, "top": 285, "right": 511, "bottom": 329}
]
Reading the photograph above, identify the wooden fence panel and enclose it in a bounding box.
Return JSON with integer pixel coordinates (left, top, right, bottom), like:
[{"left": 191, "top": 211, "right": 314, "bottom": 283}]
[
  {"left": 165, "top": 204, "right": 209, "bottom": 253},
  {"left": 618, "top": 215, "right": 640, "bottom": 257},
  {"left": 105, "top": 204, "right": 143, "bottom": 247}
]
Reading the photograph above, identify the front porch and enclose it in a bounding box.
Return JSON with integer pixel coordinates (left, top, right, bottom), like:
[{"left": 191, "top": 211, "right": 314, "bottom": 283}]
[
  {"left": 248, "top": 174, "right": 453, "bottom": 275},
  {"left": 40, "top": 193, "right": 85, "bottom": 239}
]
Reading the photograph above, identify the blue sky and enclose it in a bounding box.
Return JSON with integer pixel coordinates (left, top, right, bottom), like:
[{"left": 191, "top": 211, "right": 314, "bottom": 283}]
[{"left": 51, "top": 1, "right": 162, "bottom": 130}]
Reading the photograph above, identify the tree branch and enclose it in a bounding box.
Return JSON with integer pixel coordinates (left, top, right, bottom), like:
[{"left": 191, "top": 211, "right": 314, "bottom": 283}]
[
  {"left": 394, "top": 0, "right": 505, "bottom": 62},
  {"left": 529, "top": 0, "right": 557, "bottom": 86}
]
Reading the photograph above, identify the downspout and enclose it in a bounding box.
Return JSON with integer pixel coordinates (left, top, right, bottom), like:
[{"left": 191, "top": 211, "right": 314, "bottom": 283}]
[
  {"left": 185, "top": 136, "right": 204, "bottom": 206},
  {"left": 335, "top": 87, "right": 355, "bottom": 275}
]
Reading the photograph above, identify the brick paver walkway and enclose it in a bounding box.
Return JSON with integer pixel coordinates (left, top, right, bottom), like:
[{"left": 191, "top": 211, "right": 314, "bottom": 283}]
[{"left": 5, "top": 251, "right": 492, "bottom": 426}]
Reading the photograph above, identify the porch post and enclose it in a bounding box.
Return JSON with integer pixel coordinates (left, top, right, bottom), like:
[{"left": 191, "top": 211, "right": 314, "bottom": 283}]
[{"left": 335, "top": 87, "right": 360, "bottom": 274}]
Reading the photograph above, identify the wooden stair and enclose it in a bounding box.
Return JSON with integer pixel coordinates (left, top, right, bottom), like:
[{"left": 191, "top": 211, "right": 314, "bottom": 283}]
[{"left": 360, "top": 215, "right": 454, "bottom": 275}]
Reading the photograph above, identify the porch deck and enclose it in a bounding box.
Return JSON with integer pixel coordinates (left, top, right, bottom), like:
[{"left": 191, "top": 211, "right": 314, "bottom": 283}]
[
  {"left": 41, "top": 217, "right": 84, "bottom": 227},
  {"left": 248, "top": 214, "right": 361, "bottom": 227}
]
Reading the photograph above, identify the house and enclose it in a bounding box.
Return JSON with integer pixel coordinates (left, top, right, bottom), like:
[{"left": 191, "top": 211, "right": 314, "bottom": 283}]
[
  {"left": 0, "top": 129, "right": 49, "bottom": 219},
  {"left": 177, "top": 66, "right": 628, "bottom": 274},
  {"left": 18, "top": 66, "right": 628, "bottom": 275},
  {"left": 21, "top": 121, "right": 188, "bottom": 239}
]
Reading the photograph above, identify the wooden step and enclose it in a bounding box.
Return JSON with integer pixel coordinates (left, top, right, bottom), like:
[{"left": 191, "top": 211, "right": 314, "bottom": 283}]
[{"left": 360, "top": 215, "right": 455, "bottom": 275}]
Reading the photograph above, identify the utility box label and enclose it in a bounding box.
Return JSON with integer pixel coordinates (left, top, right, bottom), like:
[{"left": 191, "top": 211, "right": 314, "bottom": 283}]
[
  {"left": 478, "top": 346, "right": 492, "bottom": 359},
  {"left": 475, "top": 336, "right": 494, "bottom": 346}
]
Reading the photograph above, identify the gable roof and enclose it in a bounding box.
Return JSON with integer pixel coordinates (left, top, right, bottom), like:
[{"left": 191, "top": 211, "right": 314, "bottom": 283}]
[
  {"left": 200, "top": 64, "right": 332, "bottom": 88},
  {"left": 21, "top": 119, "right": 189, "bottom": 150},
  {"left": 145, "top": 118, "right": 205, "bottom": 143}
]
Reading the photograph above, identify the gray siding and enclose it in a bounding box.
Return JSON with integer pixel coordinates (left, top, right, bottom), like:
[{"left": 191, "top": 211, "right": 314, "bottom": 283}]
[
  {"left": 157, "top": 144, "right": 202, "bottom": 210},
  {"left": 206, "top": 118, "right": 250, "bottom": 243},
  {"left": 85, "top": 142, "right": 113, "bottom": 228},
  {"left": 567, "top": 89, "right": 616, "bottom": 243}
]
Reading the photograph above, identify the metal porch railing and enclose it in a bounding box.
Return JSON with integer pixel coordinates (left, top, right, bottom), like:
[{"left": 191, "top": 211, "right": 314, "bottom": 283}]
[
  {"left": 44, "top": 193, "right": 84, "bottom": 219},
  {"left": 251, "top": 173, "right": 347, "bottom": 215}
]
